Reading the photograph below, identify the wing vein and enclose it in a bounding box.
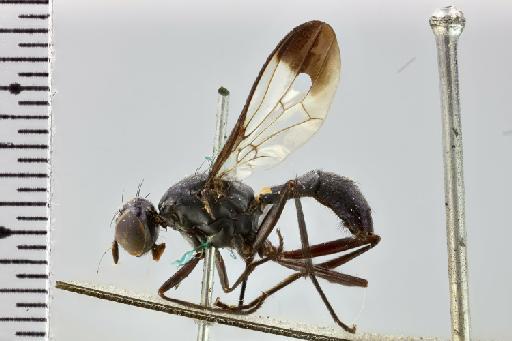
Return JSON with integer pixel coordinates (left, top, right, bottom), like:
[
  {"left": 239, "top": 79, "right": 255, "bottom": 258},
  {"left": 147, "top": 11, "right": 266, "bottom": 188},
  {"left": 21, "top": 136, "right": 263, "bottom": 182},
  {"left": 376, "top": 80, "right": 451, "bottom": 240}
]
[
  {"left": 239, "top": 117, "right": 323, "bottom": 164},
  {"left": 244, "top": 57, "right": 281, "bottom": 130},
  {"left": 208, "top": 21, "right": 340, "bottom": 182},
  {"left": 244, "top": 26, "right": 324, "bottom": 138}
]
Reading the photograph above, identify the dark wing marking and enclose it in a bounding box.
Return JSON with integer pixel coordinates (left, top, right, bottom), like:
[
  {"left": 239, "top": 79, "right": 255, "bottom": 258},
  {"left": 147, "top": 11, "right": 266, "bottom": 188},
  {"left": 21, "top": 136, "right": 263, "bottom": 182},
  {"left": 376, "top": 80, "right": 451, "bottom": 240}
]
[{"left": 205, "top": 21, "right": 341, "bottom": 186}]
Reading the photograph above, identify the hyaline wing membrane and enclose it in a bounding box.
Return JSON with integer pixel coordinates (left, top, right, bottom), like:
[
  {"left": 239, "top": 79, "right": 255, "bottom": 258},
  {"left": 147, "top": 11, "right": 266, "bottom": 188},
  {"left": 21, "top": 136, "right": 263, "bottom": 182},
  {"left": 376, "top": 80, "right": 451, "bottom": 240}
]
[{"left": 210, "top": 21, "right": 341, "bottom": 182}]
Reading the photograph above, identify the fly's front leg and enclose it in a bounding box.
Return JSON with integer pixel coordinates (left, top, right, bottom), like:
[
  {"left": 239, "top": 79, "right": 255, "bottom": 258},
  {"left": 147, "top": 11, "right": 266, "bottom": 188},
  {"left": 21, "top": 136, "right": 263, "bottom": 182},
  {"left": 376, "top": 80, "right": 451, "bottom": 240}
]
[
  {"left": 159, "top": 253, "right": 204, "bottom": 299},
  {"left": 214, "top": 249, "right": 230, "bottom": 291}
]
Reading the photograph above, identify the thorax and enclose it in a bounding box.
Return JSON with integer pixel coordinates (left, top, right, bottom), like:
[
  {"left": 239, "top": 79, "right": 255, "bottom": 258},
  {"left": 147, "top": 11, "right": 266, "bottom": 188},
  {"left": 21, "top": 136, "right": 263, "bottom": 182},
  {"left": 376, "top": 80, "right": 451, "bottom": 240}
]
[{"left": 158, "top": 173, "right": 261, "bottom": 250}]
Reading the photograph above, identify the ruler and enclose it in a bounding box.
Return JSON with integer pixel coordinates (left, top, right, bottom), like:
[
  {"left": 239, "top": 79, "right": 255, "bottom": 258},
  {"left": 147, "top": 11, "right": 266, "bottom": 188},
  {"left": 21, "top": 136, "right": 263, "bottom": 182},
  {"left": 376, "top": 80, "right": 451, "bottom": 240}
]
[{"left": 0, "top": 1, "right": 51, "bottom": 340}]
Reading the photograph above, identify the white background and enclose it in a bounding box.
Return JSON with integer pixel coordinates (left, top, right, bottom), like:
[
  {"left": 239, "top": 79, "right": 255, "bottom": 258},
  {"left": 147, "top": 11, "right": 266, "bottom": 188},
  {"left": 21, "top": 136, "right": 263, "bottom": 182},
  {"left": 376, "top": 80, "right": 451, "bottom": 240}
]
[{"left": 48, "top": 0, "right": 511, "bottom": 340}]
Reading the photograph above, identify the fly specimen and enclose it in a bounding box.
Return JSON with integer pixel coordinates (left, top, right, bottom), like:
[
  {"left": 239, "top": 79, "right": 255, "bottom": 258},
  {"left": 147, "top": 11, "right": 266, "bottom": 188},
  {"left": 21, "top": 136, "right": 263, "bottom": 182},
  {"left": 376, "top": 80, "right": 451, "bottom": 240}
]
[{"left": 111, "top": 21, "right": 380, "bottom": 333}]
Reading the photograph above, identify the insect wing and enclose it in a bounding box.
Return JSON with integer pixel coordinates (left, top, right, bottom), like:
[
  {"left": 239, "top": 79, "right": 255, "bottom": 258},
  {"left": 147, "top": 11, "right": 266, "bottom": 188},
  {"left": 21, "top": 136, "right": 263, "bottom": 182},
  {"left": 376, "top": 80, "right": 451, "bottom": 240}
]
[{"left": 206, "top": 21, "right": 341, "bottom": 185}]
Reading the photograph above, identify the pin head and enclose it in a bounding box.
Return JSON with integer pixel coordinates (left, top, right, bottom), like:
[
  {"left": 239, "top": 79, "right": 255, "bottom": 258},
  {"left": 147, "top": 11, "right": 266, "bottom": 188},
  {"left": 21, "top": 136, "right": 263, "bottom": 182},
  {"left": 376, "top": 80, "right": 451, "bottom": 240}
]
[{"left": 430, "top": 6, "right": 465, "bottom": 36}]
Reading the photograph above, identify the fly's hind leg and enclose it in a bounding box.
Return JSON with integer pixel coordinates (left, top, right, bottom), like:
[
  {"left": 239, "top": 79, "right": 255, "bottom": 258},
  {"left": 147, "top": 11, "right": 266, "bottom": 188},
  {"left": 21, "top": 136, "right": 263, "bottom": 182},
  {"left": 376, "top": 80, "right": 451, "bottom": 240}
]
[
  {"left": 216, "top": 171, "right": 379, "bottom": 333},
  {"left": 248, "top": 169, "right": 376, "bottom": 260},
  {"left": 292, "top": 198, "right": 355, "bottom": 333},
  {"left": 280, "top": 233, "right": 380, "bottom": 260},
  {"left": 213, "top": 244, "right": 374, "bottom": 314},
  {"left": 215, "top": 199, "right": 367, "bottom": 333}
]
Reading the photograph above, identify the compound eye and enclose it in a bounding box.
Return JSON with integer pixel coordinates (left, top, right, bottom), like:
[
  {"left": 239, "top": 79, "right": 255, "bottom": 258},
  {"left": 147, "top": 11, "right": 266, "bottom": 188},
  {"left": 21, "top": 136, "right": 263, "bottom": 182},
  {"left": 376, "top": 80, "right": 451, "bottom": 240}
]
[{"left": 115, "top": 209, "right": 151, "bottom": 257}]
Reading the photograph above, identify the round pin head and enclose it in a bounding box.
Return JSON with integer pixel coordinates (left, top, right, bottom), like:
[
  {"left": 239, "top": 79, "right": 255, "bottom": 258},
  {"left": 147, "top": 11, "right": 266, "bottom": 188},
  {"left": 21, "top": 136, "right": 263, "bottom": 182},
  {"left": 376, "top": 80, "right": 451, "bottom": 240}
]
[{"left": 113, "top": 197, "right": 163, "bottom": 260}]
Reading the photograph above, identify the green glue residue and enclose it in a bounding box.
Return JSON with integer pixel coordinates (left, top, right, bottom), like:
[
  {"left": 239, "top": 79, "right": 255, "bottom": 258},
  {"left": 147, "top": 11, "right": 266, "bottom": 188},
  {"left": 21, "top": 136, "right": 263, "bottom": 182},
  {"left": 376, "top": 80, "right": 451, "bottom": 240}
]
[{"left": 173, "top": 241, "right": 211, "bottom": 267}]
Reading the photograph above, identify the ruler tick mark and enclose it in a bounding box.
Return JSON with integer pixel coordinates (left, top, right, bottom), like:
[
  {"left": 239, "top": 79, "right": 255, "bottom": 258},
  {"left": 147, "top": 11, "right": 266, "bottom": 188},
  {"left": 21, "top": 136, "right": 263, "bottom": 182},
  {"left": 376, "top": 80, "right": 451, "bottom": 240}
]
[
  {"left": 0, "top": 28, "right": 47, "bottom": 34},
  {"left": 16, "top": 303, "right": 47, "bottom": 308},
  {"left": 0, "top": 173, "right": 48, "bottom": 178},
  {"left": 0, "top": 57, "right": 48, "bottom": 63},
  {"left": 18, "top": 42, "right": 48, "bottom": 48},
  {"left": 1, "top": 227, "right": 47, "bottom": 239},
  {"left": 18, "top": 129, "right": 49, "bottom": 134},
  {"left": 16, "top": 331, "right": 46, "bottom": 336},
  {"left": 18, "top": 72, "right": 48, "bottom": 77},
  {"left": 17, "top": 187, "right": 47, "bottom": 192},
  {"left": 0, "top": 83, "right": 49, "bottom": 93},
  {"left": 0, "top": 143, "right": 48, "bottom": 149},
  {"left": 17, "top": 245, "right": 47, "bottom": 250},
  {"left": 0, "top": 0, "right": 48, "bottom": 3},
  {"left": 1, "top": 115, "right": 48, "bottom": 120},
  {"left": 0, "top": 259, "right": 47, "bottom": 265},
  {"left": 17, "top": 158, "right": 49, "bottom": 163},
  {"left": 0, "top": 317, "right": 47, "bottom": 322},
  {"left": 16, "top": 274, "right": 48, "bottom": 279},
  {"left": 19, "top": 14, "right": 50, "bottom": 19},
  {"left": 17, "top": 217, "right": 47, "bottom": 221},
  {"left": 6, "top": 82, "right": 21, "bottom": 94},
  {"left": 18, "top": 100, "right": 49, "bottom": 106},
  {"left": 0, "top": 288, "right": 47, "bottom": 294},
  {"left": 0, "top": 202, "right": 47, "bottom": 206}
]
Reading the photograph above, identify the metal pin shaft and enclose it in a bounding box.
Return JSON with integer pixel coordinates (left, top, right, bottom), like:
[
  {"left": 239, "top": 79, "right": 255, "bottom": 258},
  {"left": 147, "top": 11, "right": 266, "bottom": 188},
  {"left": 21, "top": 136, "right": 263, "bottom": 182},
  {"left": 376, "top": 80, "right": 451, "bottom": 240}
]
[
  {"left": 430, "top": 7, "right": 471, "bottom": 341},
  {"left": 196, "top": 87, "right": 230, "bottom": 341}
]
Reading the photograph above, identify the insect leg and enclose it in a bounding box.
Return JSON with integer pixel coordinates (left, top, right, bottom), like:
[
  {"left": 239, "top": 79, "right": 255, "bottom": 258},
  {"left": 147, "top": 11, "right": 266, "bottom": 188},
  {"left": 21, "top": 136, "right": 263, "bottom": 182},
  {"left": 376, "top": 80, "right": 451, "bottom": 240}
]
[
  {"left": 214, "top": 272, "right": 303, "bottom": 314},
  {"left": 215, "top": 230, "right": 285, "bottom": 307},
  {"left": 215, "top": 201, "right": 368, "bottom": 325},
  {"left": 214, "top": 259, "right": 369, "bottom": 315},
  {"left": 112, "top": 240, "right": 119, "bottom": 264},
  {"left": 151, "top": 243, "right": 166, "bottom": 261},
  {"left": 158, "top": 253, "right": 204, "bottom": 298},
  {"left": 238, "top": 229, "right": 285, "bottom": 306},
  {"left": 215, "top": 249, "right": 271, "bottom": 294},
  {"left": 216, "top": 228, "right": 377, "bottom": 323},
  {"left": 317, "top": 241, "right": 378, "bottom": 270},
  {"left": 214, "top": 250, "right": 248, "bottom": 306},
  {"left": 214, "top": 251, "right": 271, "bottom": 309},
  {"left": 271, "top": 227, "right": 380, "bottom": 288},
  {"left": 251, "top": 181, "right": 293, "bottom": 255},
  {"left": 281, "top": 233, "right": 380, "bottom": 259},
  {"left": 238, "top": 280, "right": 247, "bottom": 307},
  {"left": 214, "top": 259, "right": 369, "bottom": 316},
  {"left": 214, "top": 249, "right": 230, "bottom": 291},
  {"left": 277, "top": 246, "right": 373, "bottom": 287},
  {"left": 294, "top": 197, "right": 356, "bottom": 333}
]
